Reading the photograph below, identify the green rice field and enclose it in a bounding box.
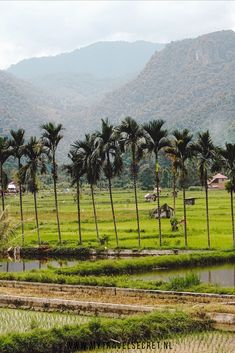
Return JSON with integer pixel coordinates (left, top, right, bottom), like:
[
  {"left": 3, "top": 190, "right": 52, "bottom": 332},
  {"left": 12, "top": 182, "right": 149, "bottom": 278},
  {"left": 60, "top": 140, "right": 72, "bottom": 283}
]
[
  {"left": 0, "top": 308, "right": 91, "bottom": 334},
  {"left": 5, "top": 188, "right": 235, "bottom": 249}
]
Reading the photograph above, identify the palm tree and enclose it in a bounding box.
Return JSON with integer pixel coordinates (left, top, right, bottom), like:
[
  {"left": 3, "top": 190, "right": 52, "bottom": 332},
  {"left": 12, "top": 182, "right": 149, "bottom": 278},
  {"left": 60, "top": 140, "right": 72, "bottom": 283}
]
[
  {"left": 192, "top": 131, "right": 216, "bottom": 249},
  {"left": 20, "top": 137, "right": 47, "bottom": 244},
  {"left": 0, "top": 137, "right": 10, "bottom": 211},
  {"left": 41, "top": 122, "right": 64, "bottom": 244},
  {"left": 72, "top": 134, "right": 102, "bottom": 243},
  {"left": 95, "top": 119, "right": 123, "bottom": 247},
  {"left": 64, "top": 149, "right": 85, "bottom": 244},
  {"left": 9, "top": 129, "right": 26, "bottom": 245},
  {"left": 143, "top": 120, "right": 169, "bottom": 246},
  {"left": 114, "top": 117, "right": 144, "bottom": 247},
  {"left": 219, "top": 143, "right": 235, "bottom": 247},
  {"left": 166, "top": 129, "right": 193, "bottom": 247}
]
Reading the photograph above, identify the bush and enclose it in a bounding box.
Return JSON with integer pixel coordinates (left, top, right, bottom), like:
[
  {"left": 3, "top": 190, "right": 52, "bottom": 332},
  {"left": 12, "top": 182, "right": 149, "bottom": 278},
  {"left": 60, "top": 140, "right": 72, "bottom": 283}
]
[{"left": 166, "top": 273, "right": 201, "bottom": 291}]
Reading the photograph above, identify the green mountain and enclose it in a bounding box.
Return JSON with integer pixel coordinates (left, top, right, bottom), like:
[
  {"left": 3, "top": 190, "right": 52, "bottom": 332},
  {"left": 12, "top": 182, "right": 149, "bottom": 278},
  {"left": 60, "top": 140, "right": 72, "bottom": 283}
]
[
  {"left": 7, "top": 41, "right": 164, "bottom": 108},
  {"left": 87, "top": 30, "right": 235, "bottom": 143},
  {"left": 0, "top": 70, "right": 60, "bottom": 137}
]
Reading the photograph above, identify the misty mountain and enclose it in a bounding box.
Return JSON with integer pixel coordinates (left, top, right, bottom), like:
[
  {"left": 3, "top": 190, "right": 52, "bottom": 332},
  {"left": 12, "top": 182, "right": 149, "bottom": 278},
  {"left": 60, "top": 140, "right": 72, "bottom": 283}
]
[
  {"left": 8, "top": 41, "right": 164, "bottom": 107},
  {"left": 0, "top": 70, "right": 60, "bottom": 137},
  {"left": 8, "top": 41, "right": 164, "bottom": 79},
  {"left": 85, "top": 30, "right": 235, "bottom": 143}
]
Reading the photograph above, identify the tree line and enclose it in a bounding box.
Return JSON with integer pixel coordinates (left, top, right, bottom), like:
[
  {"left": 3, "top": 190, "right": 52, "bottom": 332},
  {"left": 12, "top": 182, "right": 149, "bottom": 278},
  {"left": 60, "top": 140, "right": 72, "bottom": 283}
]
[{"left": 0, "top": 118, "right": 234, "bottom": 249}]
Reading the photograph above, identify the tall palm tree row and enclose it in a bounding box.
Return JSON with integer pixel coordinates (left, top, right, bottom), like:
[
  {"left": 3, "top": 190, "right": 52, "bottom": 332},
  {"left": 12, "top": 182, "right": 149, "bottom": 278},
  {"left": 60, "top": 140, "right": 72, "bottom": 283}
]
[
  {"left": 41, "top": 122, "right": 64, "bottom": 244},
  {"left": 1, "top": 117, "right": 234, "bottom": 249}
]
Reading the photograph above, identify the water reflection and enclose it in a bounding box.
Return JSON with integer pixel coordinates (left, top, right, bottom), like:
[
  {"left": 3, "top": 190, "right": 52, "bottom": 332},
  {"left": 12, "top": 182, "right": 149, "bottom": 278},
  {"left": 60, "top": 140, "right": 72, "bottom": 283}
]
[
  {"left": 133, "top": 264, "right": 235, "bottom": 287},
  {"left": 1, "top": 259, "right": 235, "bottom": 287},
  {"left": 0, "top": 259, "right": 76, "bottom": 272}
]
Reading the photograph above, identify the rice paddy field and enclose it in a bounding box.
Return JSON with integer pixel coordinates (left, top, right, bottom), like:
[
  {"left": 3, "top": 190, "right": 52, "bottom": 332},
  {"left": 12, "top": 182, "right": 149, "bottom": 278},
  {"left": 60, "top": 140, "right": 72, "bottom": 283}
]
[
  {"left": 0, "top": 308, "right": 92, "bottom": 334},
  {"left": 78, "top": 332, "right": 235, "bottom": 353},
  {"left": 6, "top": 188, "right": 235, "bottom": 249}
]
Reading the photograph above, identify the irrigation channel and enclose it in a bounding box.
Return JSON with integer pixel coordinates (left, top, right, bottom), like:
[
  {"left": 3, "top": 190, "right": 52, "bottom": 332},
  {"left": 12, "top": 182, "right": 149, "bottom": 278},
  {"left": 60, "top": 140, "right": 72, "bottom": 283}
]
[{"left": 1, "top": 258, "right": 235, "bottom": 287}]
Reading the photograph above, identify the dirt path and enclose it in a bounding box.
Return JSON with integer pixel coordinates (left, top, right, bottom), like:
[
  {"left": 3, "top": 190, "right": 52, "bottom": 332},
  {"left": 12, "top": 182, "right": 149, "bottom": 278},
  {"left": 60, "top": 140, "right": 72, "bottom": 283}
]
[{"left": 0, "top": 281, "right": 234, "bottom": 315}]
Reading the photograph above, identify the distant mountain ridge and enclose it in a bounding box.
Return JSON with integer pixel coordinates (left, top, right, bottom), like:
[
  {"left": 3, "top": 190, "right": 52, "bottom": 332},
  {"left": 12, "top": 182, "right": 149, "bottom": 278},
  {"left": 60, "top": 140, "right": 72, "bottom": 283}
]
[
  {"left": 7, "top": 41, "right": 164, "bottom": 108},
  {"left": 8, "top": 41, "right": 164, "bottom": 79}
]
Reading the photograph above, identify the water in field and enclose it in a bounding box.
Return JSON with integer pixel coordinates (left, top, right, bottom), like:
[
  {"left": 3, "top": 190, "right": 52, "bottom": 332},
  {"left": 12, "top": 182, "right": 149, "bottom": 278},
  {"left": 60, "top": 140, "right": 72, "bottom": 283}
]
[
  {"left": 1, "top": 258, "right": 235, "bottom": 287},
  {"left": 132, "top": 263, "right": 235, "bottom": 287},
  {"left": 0, "top": 258, "right": 79, "bottom": 272}
]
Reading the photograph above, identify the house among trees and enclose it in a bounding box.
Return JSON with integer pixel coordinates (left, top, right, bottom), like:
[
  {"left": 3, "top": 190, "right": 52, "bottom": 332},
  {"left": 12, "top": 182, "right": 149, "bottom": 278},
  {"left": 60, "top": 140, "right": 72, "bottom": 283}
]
[
  {"left": 150, "top": 203, "right": 174, "bottom": 219},
  {"left": 7, "top": 181, "right": 19, "bottom": 194},
  {"left": 208, "top": 173, "right": 228, "bottom": 190}
]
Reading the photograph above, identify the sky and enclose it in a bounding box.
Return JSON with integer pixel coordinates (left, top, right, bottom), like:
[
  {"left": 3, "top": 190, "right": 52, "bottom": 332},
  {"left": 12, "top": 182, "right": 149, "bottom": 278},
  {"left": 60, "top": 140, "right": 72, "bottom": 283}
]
[{"left": 0, "top": 1, "right": 235, "bottom": 69}]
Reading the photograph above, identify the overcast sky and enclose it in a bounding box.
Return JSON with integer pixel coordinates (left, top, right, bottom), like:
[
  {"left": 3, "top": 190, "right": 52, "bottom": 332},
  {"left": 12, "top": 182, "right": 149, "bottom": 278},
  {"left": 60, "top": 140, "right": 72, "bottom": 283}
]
[{"left": 0, "top": 1, "right": 235, "bottom": 69}]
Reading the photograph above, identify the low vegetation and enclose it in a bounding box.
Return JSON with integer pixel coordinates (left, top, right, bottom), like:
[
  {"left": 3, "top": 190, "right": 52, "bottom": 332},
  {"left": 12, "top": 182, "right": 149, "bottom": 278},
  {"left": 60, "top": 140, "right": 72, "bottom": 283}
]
[
  {"left": 79, "top": 331, "right": 235, "bottom": 353},
  {"left": 0, "top": 311, "right": 212, "bottom": 353}
]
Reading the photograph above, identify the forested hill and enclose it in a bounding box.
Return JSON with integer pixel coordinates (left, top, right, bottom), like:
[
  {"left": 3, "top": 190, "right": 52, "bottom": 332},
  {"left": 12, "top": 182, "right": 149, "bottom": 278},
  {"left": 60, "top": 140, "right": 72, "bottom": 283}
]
[
  {"left": 87, "top": 30, "right": 235, "bottom": 143},
  {"left": 7, "top": 41, "right": 164, "bottom": 108},
  {"left": 0, "top": 70, "right": 60, "bottom": 137}
]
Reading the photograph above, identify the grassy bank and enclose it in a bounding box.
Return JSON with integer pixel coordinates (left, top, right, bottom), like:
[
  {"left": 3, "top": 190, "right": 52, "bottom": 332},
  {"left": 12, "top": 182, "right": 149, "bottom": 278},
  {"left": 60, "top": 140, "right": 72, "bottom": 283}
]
[
  {"left": 55, "top": 251, "right": 235, "bottom": 276},
  {"left": 0, "top": 311, "right": 212, "bottom": 353},
  {"left": 0, "top": 271, "right": 235, "bottom": 295}
]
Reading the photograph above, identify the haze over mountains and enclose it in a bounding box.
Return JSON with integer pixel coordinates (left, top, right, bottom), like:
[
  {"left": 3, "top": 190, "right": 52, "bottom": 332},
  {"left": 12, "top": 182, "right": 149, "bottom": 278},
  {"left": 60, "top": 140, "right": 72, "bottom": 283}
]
[
  {"left": 0, "top": 31, "right": 235, "bottom": 153},
  {"left": 8, "top": 41, "right": 164, "bottom": 107}
]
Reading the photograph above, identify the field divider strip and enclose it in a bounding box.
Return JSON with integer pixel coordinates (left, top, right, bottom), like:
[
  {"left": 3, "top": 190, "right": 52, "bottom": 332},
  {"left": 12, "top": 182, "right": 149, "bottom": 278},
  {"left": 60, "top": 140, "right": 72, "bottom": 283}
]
[
  {"left": 0, "top": 280, "right": 235, "bottom": 299},
  {"left": 0, "top": 293, "right": 155, "bottom": 316}
]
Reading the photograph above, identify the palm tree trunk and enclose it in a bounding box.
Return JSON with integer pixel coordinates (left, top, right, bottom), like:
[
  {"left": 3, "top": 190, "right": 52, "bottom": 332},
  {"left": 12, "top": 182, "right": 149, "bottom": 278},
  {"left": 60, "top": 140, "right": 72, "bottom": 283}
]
[
  {"left": 173, "top": 171, "right": 176, "bottom": 215},
  {"left": 76, "top": 179, "right": 82, "bottom": 244},
  {"left": 91, "top": 184, "right": 100, "bottom": 243},
  {"left": 18, "top": 159, "right": 24, "bottom": 246},
  {"left": 33, "top": 191, "right": 40, "bottom": 244},
  {"left": 230, "top": 189, "right": 235, "bottom": 248},
  {"left": 156, "top": 157, "right": 162, "bottom": 247},
  {"left": 205, "top": 177, "right": 210, "bottom": 249},
  {"left": 52, "top": 154, "right": 61, "bottom": 244},
  {"left": 183, "top": 186, "right": 188, "bottom": 247},
  {"left": 108, "top": 177, "right": 118, "bottom": 247},
  {"left": 0, "top": 163, "right": 5, "bottom": 211},
  {"left": 132, "top": 168, "right": 141, "bottom": 248}
]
